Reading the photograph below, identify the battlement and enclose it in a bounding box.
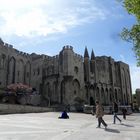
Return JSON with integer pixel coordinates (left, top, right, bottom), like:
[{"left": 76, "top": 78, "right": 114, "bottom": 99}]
[
  {"left": 4, "top": 43, "right": 13, "bottom": 48},
  {"left": 1, "top": 40, "right": 30, "bottom": 58},
  {"left": 63, "top": 45, "right": 73, "bottom": 51},
  {"left": 74, "top": 53, "right": 83, "bottom": 61},
  {"left": 44, "top": 55, "right": 59, "bottom": 62},
  {"left": 14, "top": 49, "right": 30, "bottom": 57}
]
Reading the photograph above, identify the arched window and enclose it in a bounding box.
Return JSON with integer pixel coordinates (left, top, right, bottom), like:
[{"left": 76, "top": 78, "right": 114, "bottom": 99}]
[{"left": 74, "top": 66, "right": 78, "bottom": 74}]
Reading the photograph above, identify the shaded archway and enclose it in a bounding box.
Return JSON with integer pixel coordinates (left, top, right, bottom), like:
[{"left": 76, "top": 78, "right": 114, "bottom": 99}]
[
  {"left": 25, "top": 61, "right": 31, "bottom": 85},
  {"left": 85, "top": 86, "right": 88, "bottom": 102},
  {"left": 105, "top": 88, "right": 108, "bottom": 105},
  {"left": 52, "top": 81, "right": 58, "bottom": 103},
  {"left": 17, "top": 59, "right": 24, "bottom": 83},
  {"left": 109, "top": 88, "right": 112, "bottom": 104},
  {"left": 89, "top": 85, "right": 95, "bottom": 105},
  {"left": 90, "top": 97, "right": 95, "bottom": 105},
  {"left": 96, "top": 87, "right": 100, "bottom": 101},
  {"left": 60, "top": 80, "right": 65, "bottom": 104},
  {"left": 8, "top": 56, "right": 16, "bottom": 84},
  {"left": 101, "top": 87, "right": 105, "bottom": 105},
  {"left": 115, "top": 89, "right": 118, "bottom": 102},
  {"left": 73, "top": 79, "right": 80, "bottom": 96},
  {"left": 0, "top": 54, "right": 6, "bottom": 69}
]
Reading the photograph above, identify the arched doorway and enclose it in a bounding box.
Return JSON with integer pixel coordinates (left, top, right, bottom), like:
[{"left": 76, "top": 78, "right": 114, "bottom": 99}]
[{"left": 90, "top": 97, "right": 95, "bottom": 105}]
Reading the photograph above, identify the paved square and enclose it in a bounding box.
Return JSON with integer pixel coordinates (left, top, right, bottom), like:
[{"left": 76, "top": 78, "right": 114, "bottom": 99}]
[{"left": 0, "top": 112, "right": 139, "bottom": 140}]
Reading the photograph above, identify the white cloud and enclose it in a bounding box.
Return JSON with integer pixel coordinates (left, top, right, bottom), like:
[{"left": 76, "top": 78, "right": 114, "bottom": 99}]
[
  {"left": 0, "top": 0, "right": 107, "bottom": 37},
  {"left": 130, "top": 64, "right": 140, "bottom": 94}
]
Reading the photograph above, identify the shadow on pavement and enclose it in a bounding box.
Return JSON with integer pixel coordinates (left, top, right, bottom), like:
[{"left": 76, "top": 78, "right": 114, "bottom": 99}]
[
  {"left": 121, "top": 123, "right": 134, "bottom": 127},
  {"left": 105, "top": 128, "right": 120, "bottom": 133}
]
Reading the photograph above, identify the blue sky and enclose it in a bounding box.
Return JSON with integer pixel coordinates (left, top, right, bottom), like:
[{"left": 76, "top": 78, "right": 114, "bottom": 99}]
[{"left": 0, "top": 0, "right": 140, "bottom": 93}]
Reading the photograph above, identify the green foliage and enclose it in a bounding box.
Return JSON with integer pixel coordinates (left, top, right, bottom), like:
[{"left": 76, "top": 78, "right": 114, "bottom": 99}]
[
  {"left": 123, "top": 0, "right": 140, "bottom": 20},
  {"left": 119, "top": 0, "right": 140, "bottom": 66}
]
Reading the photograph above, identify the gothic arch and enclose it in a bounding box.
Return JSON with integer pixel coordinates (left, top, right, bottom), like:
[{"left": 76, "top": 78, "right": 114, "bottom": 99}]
[
  {"left": 115, "top": 89, "right": 118, "bottom": 102},
  {"left": 101, "top": 87, "right": 105, "bottom": 105},
  {"left": 118, "top": 89, "right": 122, "bottom": 104},
  {"left": 105, "top": 88, "right": 109, "bottom": 105},
  {"left": 8, "top": 56, "right": 16, "bottom": 84},
  {"left": 127, "top": 70, "right": 132, "bottom": 103},
  {"left": 96, "top": 87, "right": 100, "bottom": 101},
  {"left": 73, "top": 79, "right": 80, "bottom": 96},
  {"left": 121, "top": 69, "right": 125, "bottom": 88},
  {"left": 43, "top": 82, "right": 51, "bottom": 106},
  {"left": 109, "top": 88, "right": 112, "bottom": 104},
  {"left": 60, "top": 80, "right": 65, "bottom": 104},
  {"left": 85, "top": 85, "right": 88, "bottom": 101},
  {"left": 90, "top": 97, "right": 95, "bottom": 105},
  {"left": 89, "top": 85, "right": 95, "bottom": 105},
  {"left": 52, "top": 81, "right": 58, "bottom": 103},
  {"left": 17, "top": 59, "right": 24, "bottom": 83},
  {"left": 25, "top": 61, "right": 31, "bottom": 85},
  {"left": 0, "top": 54, "right": 6, "bottom": 69}
]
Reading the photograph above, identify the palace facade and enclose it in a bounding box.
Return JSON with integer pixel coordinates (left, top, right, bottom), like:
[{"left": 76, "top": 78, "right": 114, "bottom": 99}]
[{"left": 0, "top": 38, "right": 132, "bottom": 108}]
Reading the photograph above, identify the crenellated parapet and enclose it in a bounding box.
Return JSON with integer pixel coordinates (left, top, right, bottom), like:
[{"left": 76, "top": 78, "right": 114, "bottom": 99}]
[
  {"left": 63, "top": 45, "right": 73, "bottom": 50},
  {"left": 4, "top": 43, "right": 13, "bottom": 48},
  {"left": 0, "top": 39, "right": 31, "bottom": 58},
  {"left": 74, "top": 53, "right": 83, "bottom": 61}
]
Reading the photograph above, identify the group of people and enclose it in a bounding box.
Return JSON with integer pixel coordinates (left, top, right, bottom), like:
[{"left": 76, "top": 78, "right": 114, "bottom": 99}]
[
  {"left": 95, "top": 100, "right": 127, "bottom": 129},
  {"left": 58, "top": 100, "right": 127, "bottom": 130}
]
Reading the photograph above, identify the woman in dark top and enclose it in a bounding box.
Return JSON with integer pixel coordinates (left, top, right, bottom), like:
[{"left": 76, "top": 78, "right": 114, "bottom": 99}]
[{"left": 113, "top": 102, "right": 122, "bottom": 124}]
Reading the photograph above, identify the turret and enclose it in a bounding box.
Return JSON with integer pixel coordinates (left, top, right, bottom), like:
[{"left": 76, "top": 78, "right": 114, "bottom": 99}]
[
  {"left": 84, "top": 47, "right": 89, "bottom": 58},
  {"left": 84, "top": 47, "right": 90, "bottom": 82},
  {"left": 90, "top": 49, "right": 96, "bottom": 83},
  {"left": 91, "top": 49, "right": 95, "bottom": 60},
  {"left": 90, "top": 49, "right": 95, "bottom": 73},
  {"left": 59, "top": 45, "right": 74, "bottom": 76}
]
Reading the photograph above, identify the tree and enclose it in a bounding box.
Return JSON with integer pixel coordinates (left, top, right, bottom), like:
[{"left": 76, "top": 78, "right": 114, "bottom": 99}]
[{"left": 120, "top": 0, "right": 140, "bottom": 66}]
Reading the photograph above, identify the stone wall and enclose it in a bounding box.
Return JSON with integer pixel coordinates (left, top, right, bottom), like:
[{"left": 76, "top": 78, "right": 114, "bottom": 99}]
[
  {"left": 0, "top": 39, "right": 132, "bottom": 108},
  {"left": 0, "top": 103, "right": 53, "bottom": 114}
]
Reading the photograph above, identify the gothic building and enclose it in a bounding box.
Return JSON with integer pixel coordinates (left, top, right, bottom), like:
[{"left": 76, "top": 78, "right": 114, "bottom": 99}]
[{"left": 0, "top": 38, "right": 132, "bottom": 108}]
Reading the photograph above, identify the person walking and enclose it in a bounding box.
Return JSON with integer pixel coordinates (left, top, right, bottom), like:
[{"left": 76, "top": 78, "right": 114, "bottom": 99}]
[
  {"left": 95, "top": 100, "right": 107, "bottom": 129},
  {"left": 122, "top": 107, "right": 127, "bottom": 120},
  {"left": 113, "top": 101, "right": 122, "bottom": 124}
]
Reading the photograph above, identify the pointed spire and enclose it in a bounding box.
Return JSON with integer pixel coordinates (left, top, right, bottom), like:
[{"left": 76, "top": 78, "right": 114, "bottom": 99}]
[
  {"left": 91, "top": 49, "right": 95, "bottom": 60},
  {"left": 84, "top": 47, "right": 89, "bottom": 58}
]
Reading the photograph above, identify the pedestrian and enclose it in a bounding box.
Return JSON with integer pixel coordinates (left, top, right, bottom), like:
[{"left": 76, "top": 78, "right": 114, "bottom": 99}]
[
  {"left": 113, "top": 101, "right": 121, "bottom": 124},
  {"left": 122, "top": 107, "right": 127, "bottom": 120},
  {"left": 95, "top": 100, "right": 107, "bottom": 129}
]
